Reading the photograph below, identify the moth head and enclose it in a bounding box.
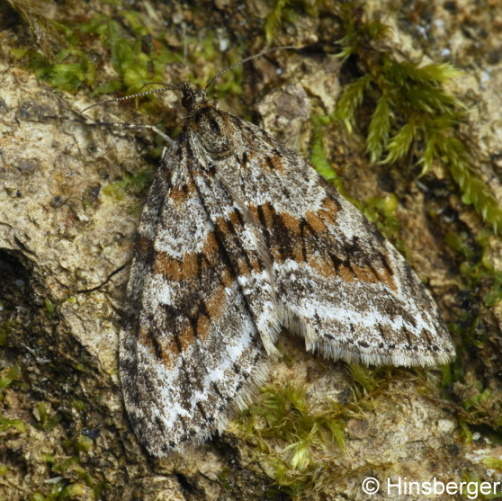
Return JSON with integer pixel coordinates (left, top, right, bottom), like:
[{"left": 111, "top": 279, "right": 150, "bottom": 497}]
[{"left": 181, "top": 83, "right": 208, "bottom": 112}]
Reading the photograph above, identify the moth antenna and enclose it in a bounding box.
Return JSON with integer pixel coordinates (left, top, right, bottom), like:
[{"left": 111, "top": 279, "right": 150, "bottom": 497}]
[
  {"left": 204, "top": 46, "right": 297, "bottom": 91},
  {"left": 82, "top": 47, "right": 297, "bottom": 113},
  {"left": 81, "top": 85, "right": 184, "bottom": 113}
]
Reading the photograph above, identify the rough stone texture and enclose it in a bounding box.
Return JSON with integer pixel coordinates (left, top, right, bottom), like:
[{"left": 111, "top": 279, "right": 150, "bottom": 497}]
[{"left": 0, "top": 0, "right": 501, "bottom": 500}]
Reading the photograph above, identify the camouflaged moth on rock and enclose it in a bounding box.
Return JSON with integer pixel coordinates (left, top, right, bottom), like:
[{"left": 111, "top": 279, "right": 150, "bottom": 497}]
[{"left": 112, "top": 53, "right": 455, "bottom": 456}]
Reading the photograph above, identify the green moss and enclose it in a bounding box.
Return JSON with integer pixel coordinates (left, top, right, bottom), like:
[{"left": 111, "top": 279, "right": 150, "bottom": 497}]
[
  {"left": 444, "top": 229, "right": 502, "bottom": 393},
  {"left": 21, "top": 43, "right": 97, "bottom": 92},
  {"left": 25, "top": 431, "right": 108, "bottom": 500},
  {"left": 265, "top": 0, "right": 296, "bottom": 43},
  {"left": 13, "top": 11, "right": 180, "bottom": 97},
  {"left": 211, "top": 52, "right": 246, "bottom": 100},
  {"left": 446, "top": 229, "right": 502, "bottom": 308},
  {"left": 44, "top": 298, "right": 56, "bottom": 318},
  {"left": 102, "top": 168, "right": 155, "bottom": 201},
  {"left": 480, "top": 457, "right": 502, "bottom": 471},
  {"left": 362, "top": 194, "right": 409, "bottom": 253},
  {"left": 53, "top": 456, "right": 80, "bottom": 474},
  {"left": 42, "top": 454, "right": 55, "bottom": 464},
  {"left": 217, "top": 467, "right": 231, "bottom": 490},
  {"left": 71, "top": 398, "right": 85, "bottom": 411},
  {"left": 264, "top": 0, "right": 330, "bottom": 43},
  {"left": 333, "top": 5, "right": 502, "bottom": 234},
  {"left": 463, "top": 388, "right": 493, "bottom": 410},
  {"left": 0, "top": 365, "right": 20, "bottom": 401},
  {"left": 14, "top": 8, "right": 247, "bottom": 120},
  {"left": 0, "top": 414, "right": 26, "bottom": 433},
  {"left": 348, "top": 364, "right": 380, "bottom": 393},
  {"left": 458, "top": 418, "right": 474, "bottom": 443},
  {"left": 74, "top": 435, "right": 93, "bottom": 452},
  {"left": 239, "top": 382, "right": 346, "bottom": 493},
  {"left": 34, "top": 402, "right": 63, "bottom": 432},
  {"left": 80, "top": 14, "right": 181, "bottom": 96},
  {"left": 310, "top": 114, "right": 345, "bottom": 194},
  {"left": 438, "top": 363, "right": 454, "bottom": 387},
  {"left": 47, "top": 454, "right": 107, "bottom": 500},
  {"left": 454, "top": 370, "right": 502, "bottom": 439},
  {"left": 238, "top": 373, "right": 393, "bottom": 496},
  {"left": 459, "top": 472, "right": 501, "bottom": 500},
  {"left": 32, "top": 481, "right": 91, "bottom": 501},
  {"left": 334, "top": 75, "right": 372, "bottom": 135},
  {"left": 59, "top": 483, "right": 87, "bottom": 499}
]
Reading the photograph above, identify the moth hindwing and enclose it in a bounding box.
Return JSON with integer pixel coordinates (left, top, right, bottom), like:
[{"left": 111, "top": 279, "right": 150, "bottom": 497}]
[{"left": 117, "top": 82, "right": 455, "bottom": 456}]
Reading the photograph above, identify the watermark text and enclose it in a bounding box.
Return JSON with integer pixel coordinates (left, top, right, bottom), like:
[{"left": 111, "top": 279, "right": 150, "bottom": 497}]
[{"left": 361, "top": 476, "right": 502, "bottom": 499}]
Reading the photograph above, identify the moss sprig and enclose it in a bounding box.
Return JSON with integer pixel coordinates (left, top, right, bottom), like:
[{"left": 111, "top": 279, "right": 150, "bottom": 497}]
[
  {"left": 310, "top": 114, "right": 346, "bottom": 194},
  {"left": 0, "top": 365, "right": 20, "bottom": 401},
  {"left": 333, "top": 7, "right": 502, "bottom": 234}
]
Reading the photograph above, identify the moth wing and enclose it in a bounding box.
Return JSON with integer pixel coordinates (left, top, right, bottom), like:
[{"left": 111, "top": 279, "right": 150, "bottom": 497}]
[
  {"left": 119, "top": 147, "right": 269, "bottom": 456},
  {"left": 235, "top": 119, "right": 455, "bottom": 367}
]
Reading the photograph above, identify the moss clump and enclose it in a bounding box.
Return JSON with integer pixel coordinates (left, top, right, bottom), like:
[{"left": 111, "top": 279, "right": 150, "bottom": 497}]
[
  {"left": 333, "top": 6, "right": 502, "bottom": 234},
  {"left": 101, "top": 169, "right": 155, "bottom": 202},
  {"left": 13, "top": 9, "right": 246, "bottom": 108},
  {"left": 239, "top": 383, "right": 345, "bottom": 495},
  {"left": 14, "top": 12, "right": 182, "bottom": 95},
  {"left": 264, "top": 0, "right": 331, "bottom": 43},
  {"left": 455, "top": 378, "right": 502, "bottom": 436},
  {"left": 446, "top": 230, "right": 502, "bottom": 309},
  {"left": 32, "top": 450, "right": 107, "bottom": 500},
  {"left": 444, "top": 227, "right": 501, "bottom": 400},
  {"left": 239, "top": 367, "right": 393, "bottom": 496}
]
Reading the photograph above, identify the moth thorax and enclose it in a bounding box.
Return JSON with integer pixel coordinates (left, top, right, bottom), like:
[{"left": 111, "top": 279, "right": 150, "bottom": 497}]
[{"left": 191, "top": 109, "right": 235, "bottom": 160}]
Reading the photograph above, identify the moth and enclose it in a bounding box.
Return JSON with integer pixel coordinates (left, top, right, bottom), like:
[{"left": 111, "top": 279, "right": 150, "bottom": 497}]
[{"left": 116, "top": 60, "right": 455, "bottom": 457}]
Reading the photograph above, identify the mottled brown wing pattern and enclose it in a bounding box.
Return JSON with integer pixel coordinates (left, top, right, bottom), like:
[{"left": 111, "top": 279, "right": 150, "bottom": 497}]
[
  {"left": 120, "top": 143, "right": 271, "bottom": 456},
  {"left": 120, "top": 85, "right": 455, "bottom": 456},
  {"left": 229, "top": 118, "right": 455, "bottom": 366}
]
